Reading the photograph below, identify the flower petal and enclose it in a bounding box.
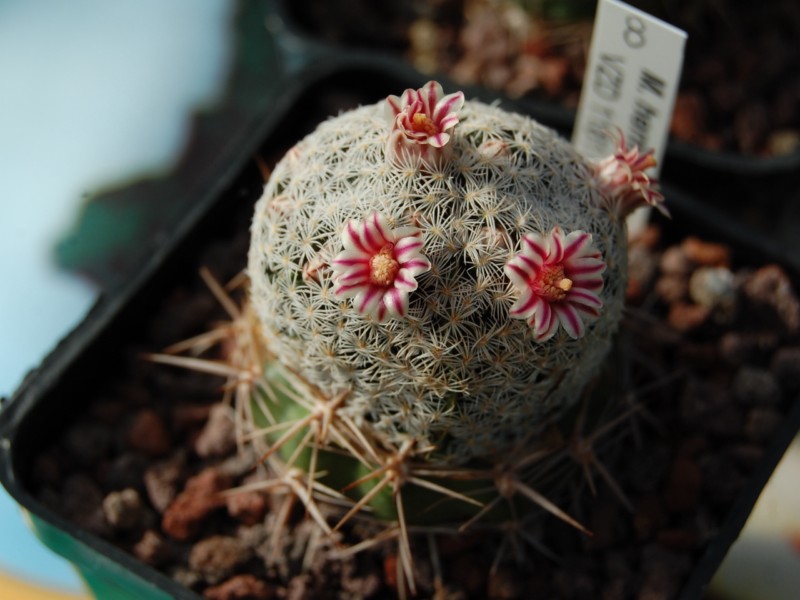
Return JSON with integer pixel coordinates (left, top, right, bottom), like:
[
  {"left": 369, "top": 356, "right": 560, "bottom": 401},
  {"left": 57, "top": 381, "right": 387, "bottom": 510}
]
[
  {"left": 331, "top": 213, "right": 431, "bottom": 322},
  {"left": 384, "top": 288, "right": 409, "bottom": 319},
  {"left": 363, "top": 213, "right": 390, "bottom": 252},
  {"left": 506, "top": 226, "right": 606, "bottom": 341},
  {"left": 532, "top": 301, "right": 558, "bottom": 342},
  {"left": 355, "top": 287, "right": 383, "bottom": 316},
  {"left": 554, "top": 303, "right": 585, "bottom": 339}
]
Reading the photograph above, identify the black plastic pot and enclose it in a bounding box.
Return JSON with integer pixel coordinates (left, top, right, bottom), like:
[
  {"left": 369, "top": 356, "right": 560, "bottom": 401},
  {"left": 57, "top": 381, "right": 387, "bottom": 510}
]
[
  {"left": 273, "top": 0, "right": 800, "bottom": 268},
  {"left": 1, "top": 3, "right": 799, "bottom": 599}
]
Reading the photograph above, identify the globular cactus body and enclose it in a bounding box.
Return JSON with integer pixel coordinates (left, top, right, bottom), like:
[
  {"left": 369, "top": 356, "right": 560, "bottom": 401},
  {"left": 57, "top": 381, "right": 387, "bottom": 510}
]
[{"left": 248, "top": 86, "right": 630, "bottom": 463}]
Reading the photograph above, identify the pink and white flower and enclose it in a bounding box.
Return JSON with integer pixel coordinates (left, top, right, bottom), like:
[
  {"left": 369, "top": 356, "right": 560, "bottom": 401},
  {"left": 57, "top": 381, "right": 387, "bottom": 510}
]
[
  {"left": 332, "top": 213, "right": 431, "bottom": 323},
  {"left": 595, "top": 129, "right": 667, "bottom": 218},
  {"left": 505, "top": 227, "right": 605, "bottom": 342},
  {"left": 385, "top": 80, "right": 464, "bottom": 162}
]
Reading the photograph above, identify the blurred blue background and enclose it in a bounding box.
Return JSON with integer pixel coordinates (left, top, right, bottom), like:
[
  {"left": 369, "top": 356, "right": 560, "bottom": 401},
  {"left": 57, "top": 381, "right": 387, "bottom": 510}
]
[{"left": 0, "top": 0, "right": 233, "bottom": 596}]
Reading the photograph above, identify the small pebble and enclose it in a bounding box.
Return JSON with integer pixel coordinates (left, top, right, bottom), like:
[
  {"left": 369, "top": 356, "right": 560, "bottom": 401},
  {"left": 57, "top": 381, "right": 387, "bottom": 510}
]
[
  {"left": 195, "top": 404, "right": 237, "bottom": 459},
  {"left": 638, "top": 544, "right": 691, "bottom": 600},
  {"left": 744, "top": 407, "right": 783, "bottom": 442},
  {"left": 668, "top": 302, "right": 709, "bottom": 332},
  {"left": 742, "top": 265, "right": 800, "bottom": 333},
  {"left": 227, "top": 490, "right": 268, "bottom": 526},
  {"left": 103, "top": 488, "right": 147, "bottom": 532},
  {"left": 127, "top": 409, "right": 171, "bottom": 457},
  {"left": 681, "top": 237, "right": 730, "bottom": 268},
  {"left": 105, "top": 452, "right": 149, "bottom": 490},
  {"left": 144, "top": 452, "right": 187, "bottom": 514},
  {"left": 63, "top": 420, "right": 111, "bottom": 466},
  {"left": 204, "top": 575, "right": 272, "bottom": 600},
  {"left": 663, "top": 457, "right": 702, "bottom": 513},
  {"left": 134, "top": 530, "right": 173, "bottom": 567},
  {"left": 732, "top": 366, "right": 782, "bottom": 406},
  {"left": 189, "top": 535, "right": 251, "bottom": 585},
  {"left": 689, "top": 266, "right": 736, "bottom": 317},
  {"left": 655, "top": 275, "right": 688, "bottom": 304},
  {"left": 659, "top": 246, "right": 692, "bottom": 276},
  {"left": 771, "top": 346, "right": 800, "bottom": 393}
]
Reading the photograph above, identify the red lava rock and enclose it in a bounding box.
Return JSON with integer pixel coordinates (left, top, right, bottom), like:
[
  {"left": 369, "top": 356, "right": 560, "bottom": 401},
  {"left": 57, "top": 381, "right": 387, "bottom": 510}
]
[
  {"left": 134, "top": 530, "right": 173, "bottom": 567},
  {"left": 667, "top": 302, "right": 709, "bottom": 332},
  {"left": 285, "top": 575, "right": 311, "bottom": 600},
  {"left": 203, "top": 574, "right": 272, "bottom": 600},
  {"left": 383, "top": 554, "right": 398, "bottom": 590},
  {"left": 734, "top": 102, "right": 769, "bottom": 154},
  {"left": 189, "top": 535, "right": 251, "bottom": 585},
  {"left": 663, "top": 457, "right": 702, "bottom": 513},
  {"left": 680, "top": 237, "right": 730, "bottom": 268},
  {"left": 226, "top": 490, "right": 268, "bottom": 526},
  {"left": 162, "top": 468, "right": 231, "bottom": 541},
  {"left": 195, "top": 404, "right": 237, "bottom": 458},
  {"left": 670, "top": 92, "right": 707, "bottom": 142},
  {"left": 127, "top": 408, "right": 171, "bottom": 457}
]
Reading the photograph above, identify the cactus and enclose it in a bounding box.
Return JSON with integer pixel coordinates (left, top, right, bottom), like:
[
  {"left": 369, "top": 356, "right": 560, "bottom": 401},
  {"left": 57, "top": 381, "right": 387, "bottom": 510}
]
[
  {"left": 247, "top": 81, "right": 645, "bottom": 464},
  {"left": 152, "top": 81, "right": 664, "bottom": 591}
]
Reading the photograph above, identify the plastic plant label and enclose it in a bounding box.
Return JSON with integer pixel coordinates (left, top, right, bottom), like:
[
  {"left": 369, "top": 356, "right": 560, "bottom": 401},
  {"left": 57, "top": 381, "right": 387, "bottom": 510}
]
[{"left": 572, "top": 0, "right": 687, "bottom": 171}]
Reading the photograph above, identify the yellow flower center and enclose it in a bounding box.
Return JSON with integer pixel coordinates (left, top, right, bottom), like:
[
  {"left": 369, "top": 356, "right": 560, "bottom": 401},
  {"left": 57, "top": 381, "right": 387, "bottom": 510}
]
[
  {"left": 411, "top": 113, "right": 438, "bottom": 136},
  {"left": 370, "top": 245, "right": 400, "bottom": 287},
  {"left": 534, "top": 265, "right": 572, "bottom": 302}
]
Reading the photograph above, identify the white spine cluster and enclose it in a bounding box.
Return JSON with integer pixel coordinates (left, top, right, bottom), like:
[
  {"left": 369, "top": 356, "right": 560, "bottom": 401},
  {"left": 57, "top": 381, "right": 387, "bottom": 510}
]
[{"left": 248, "top": 98, "right": 627, "bottom": 463}]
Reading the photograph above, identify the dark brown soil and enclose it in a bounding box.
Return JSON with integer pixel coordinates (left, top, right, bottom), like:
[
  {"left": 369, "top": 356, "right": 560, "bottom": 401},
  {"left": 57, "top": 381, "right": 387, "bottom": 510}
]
[{"left": 30, "top": 195, "right": 800, "bottom": 600}]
